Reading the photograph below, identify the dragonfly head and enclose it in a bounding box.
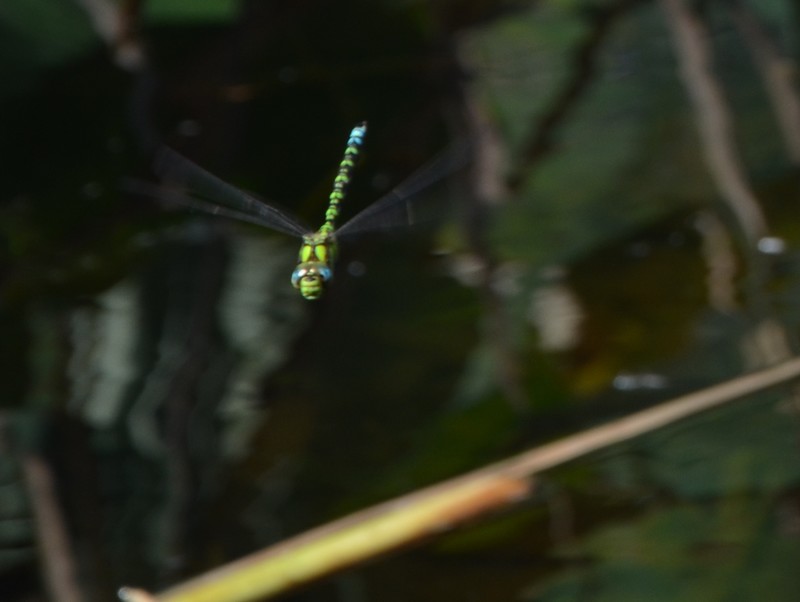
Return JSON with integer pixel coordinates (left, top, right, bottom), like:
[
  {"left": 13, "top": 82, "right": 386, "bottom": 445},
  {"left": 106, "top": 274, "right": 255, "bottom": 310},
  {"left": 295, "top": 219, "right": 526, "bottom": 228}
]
[{"left": 291, "top": 262, "right": 333, "bottom": 300}]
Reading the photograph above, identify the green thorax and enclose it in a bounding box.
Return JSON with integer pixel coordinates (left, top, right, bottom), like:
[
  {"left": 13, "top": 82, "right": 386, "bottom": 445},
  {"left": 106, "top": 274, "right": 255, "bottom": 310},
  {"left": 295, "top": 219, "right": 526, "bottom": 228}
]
[{"left": 291, "top": 231, "right": 337, "bottom": 300}]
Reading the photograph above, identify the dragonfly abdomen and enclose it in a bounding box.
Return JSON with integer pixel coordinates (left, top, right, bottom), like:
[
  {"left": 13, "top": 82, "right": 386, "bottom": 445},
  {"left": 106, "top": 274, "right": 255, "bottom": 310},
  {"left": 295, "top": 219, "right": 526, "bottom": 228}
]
[{"left": 320, "top": 122, "right": 367, "bottom": 235}]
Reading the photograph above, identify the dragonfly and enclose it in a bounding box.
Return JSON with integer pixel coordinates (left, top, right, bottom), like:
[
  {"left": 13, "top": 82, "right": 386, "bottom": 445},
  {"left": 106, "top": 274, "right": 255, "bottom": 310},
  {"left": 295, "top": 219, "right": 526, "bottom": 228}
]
[{"left": 150, "top": 122, "right": 466, "bottom": 300}]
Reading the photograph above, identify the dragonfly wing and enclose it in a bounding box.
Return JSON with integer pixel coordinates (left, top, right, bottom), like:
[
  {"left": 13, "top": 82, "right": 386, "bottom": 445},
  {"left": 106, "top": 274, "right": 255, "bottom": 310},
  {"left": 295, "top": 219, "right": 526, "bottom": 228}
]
[
  {"left": 154, "top": 146, "right": 311, "bottom": 237},
  {"left": 125, "top": 179, "right": 311, "bottom": 235},
  {"left": 334, "top": 139, "right": 471, "bottom": 238}
]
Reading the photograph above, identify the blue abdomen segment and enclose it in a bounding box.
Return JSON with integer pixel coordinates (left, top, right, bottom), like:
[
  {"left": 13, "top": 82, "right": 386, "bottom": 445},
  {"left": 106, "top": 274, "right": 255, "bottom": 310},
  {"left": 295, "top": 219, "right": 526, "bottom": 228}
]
[{"left": 348, "top": 123, "right": 367, "bottom": 147}]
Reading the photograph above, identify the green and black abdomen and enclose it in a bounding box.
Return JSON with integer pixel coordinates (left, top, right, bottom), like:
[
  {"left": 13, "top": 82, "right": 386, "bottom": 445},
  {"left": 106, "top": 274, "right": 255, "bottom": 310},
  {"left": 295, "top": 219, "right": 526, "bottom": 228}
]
[{"left": 319, "top": 122, "right": 366, "bottom": 235}]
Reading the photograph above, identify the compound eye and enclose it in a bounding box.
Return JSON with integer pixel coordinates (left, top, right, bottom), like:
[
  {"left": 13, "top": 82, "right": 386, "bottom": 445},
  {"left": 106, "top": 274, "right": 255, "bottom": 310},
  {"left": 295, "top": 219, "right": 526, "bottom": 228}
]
[
  {"left": 291, "top": 268, "right": 305, "bottom": 288},
  {"left": 318, "top": 266, "right": 333, "bottom": 282}
]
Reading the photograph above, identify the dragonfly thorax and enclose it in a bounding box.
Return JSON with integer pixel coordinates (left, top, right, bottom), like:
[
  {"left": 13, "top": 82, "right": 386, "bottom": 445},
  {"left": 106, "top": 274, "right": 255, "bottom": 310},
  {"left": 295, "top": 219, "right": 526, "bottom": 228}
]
[{"left": 291, "top": 234, "right": 337, "bottom": 300}]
